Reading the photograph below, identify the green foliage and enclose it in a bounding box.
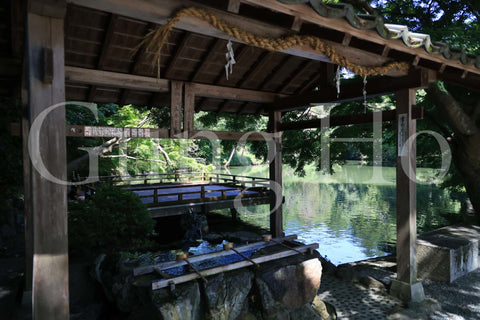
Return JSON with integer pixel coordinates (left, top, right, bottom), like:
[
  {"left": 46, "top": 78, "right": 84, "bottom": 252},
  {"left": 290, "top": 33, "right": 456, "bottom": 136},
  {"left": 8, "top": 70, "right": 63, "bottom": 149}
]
[{"left": 68, "top": 185, "right": 155, "bottom": 252}]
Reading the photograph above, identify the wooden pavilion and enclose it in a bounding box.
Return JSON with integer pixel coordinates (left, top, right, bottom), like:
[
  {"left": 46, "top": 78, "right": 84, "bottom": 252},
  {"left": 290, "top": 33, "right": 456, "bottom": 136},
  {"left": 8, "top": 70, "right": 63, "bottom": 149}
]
[{"left": 3, "top": 0, "right": 480, "bottom": 318}]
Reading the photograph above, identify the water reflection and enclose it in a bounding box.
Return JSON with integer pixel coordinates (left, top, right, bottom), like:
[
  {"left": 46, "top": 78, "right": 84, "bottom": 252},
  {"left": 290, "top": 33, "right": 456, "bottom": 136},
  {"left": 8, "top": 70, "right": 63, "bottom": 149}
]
[{"left": 223, "top": 165, "right": 466, "bottom": 265}]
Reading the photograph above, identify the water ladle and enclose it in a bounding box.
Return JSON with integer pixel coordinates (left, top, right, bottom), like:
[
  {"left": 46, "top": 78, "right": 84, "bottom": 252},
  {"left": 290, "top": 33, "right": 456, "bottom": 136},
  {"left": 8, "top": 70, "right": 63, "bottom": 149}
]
[
  {"left": 176, "top": 251, "right": 209, "bottom": 283},
  {"left": 262, "top": 234, "right": 305, "bottom": 256},
  {"left": 223, "top": 242, "right": 259, "bottom": 268}
]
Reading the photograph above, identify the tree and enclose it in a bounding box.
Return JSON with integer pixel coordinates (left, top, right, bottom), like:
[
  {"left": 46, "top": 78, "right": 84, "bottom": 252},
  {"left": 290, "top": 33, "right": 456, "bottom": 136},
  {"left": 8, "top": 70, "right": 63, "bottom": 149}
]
[{"left": 296, "top": 0, "right": 480, "bottom": 217}]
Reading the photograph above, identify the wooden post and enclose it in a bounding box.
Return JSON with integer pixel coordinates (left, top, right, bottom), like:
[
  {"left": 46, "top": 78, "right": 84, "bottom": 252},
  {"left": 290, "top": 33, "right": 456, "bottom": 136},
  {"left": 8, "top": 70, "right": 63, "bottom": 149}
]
[
  {"left": 269, "top": 111, "right": 283, "bottom": 237},
  {"left": 391, "top": 89, "right": 425, "bottom": 302},
  {"left": 26, "top": 1, "right": 70, "bottom": 318},
  {"left": 170, "top": 81, "right": 183, "bottom": 136}
]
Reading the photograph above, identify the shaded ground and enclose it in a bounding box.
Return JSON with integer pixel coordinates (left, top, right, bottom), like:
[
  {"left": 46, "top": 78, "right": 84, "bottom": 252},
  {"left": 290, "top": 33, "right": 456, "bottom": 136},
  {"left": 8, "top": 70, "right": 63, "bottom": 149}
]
[{"left": 319, "top": 255, "right": 480, "bottom": 320}]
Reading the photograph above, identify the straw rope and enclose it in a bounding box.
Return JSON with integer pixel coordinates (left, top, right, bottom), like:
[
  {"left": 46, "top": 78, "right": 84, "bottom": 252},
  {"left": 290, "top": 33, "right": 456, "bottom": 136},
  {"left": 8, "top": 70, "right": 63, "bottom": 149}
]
[{"left": 139, "top": 7, "right": 410, "bottom": 78}]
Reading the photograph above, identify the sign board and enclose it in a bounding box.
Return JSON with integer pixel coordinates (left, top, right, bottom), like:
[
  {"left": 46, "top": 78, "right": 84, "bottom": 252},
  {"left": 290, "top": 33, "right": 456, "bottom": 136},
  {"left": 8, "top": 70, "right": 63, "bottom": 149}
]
[{"left": 397, "top": 113, "right": 408, "bottom": 156}]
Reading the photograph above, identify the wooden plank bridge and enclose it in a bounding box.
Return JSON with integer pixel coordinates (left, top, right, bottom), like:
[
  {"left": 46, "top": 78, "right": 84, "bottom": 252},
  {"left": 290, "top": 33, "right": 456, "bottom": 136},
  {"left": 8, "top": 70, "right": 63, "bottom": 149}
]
[{"left": 92, "top": 172, "right": 273, "bottom": 218}]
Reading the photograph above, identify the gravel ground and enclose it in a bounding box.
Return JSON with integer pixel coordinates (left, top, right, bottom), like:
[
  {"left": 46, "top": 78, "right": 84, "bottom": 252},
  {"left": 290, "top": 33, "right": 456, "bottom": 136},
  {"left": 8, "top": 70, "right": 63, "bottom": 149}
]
[
  {"left": 423, "top": 268, "right": 480, "bottom": 320},
  {"left": 325, "top": 256, "right": 480, "bottom": 319}
]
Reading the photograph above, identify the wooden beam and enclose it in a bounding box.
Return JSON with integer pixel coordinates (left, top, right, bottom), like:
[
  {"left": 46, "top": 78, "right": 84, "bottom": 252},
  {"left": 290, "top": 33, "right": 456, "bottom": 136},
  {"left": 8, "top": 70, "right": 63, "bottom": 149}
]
[
  {"left": 273, "top": 70, "right": 429, "bottom": 111},
  {"left": 170, "top": 80, "right": 183, "bottom": 136},
  {"left": 190, "top": 82, "right": 285, "bottom": 103},
  {"left": 269, "top": 110, "right": 283, "bottom": 237},
  {"left": 26, "top": 3, "right": 69, "bottom": 318},
  {"left": 189, "top": 130, "right": 272, "bottom": 141},
  {"left": 65, "top": 67, "right": 286, "bottom": 103},
  {"left": 278, "top": 106, "right": 424, "bottom": 131},
  {"left": 184, "top": 82, "right": 195, "bottom": 132},
  {"left": 165, "top": 33, "right": 192, "bottom": 78},
  {"left": 438, "top": 72, "right": 480, "bottom": 92},
  {"left": 65, "top": 66, "right": 170, "bottom": 91}
]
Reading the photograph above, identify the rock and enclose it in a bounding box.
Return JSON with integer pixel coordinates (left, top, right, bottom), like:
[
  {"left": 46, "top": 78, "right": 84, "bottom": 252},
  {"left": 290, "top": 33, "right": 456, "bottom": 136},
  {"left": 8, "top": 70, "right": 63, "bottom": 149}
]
[
  {"left": 359, "top": 275, "right": 386, "bottom": 291},
  {"left": 204, "top": 232, "right": 224, "bottom": 244},
  {"left": 180, "top": 211, "right": 209, "bottom": 242},
  {"left": 319, "top": 256, "right": 336, "bottom": 275},
  {"left": 256, "top": 258, "right": 322, "bottom": 312},
  {"left": 224, "top": 231, "right": 262, "bottom": 243},
  {"left": 235, "top": 312, "right": 258, "bottom": 320},
  {"left": 334, "top": 264, "right": 358, "bottom": 282},
  {"left": 289, "top": 304, "right": 322, "bottom": 320},
  {"left": 312, "top": 296, "right": 337, "bottom": 320},
  {"left": 152, "top": 281, "right": 202, "bottom": 320},
  {"left": 203, "top": 269, "right": 254, "bottom": 320}
]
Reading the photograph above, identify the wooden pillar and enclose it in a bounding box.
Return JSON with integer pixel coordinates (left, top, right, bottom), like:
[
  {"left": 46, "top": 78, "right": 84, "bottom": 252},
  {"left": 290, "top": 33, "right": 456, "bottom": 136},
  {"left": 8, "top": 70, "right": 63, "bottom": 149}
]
[
  {"left": 391, "top": 89, "right": 424, "bottom": 302},
  {"left": 269, "top": 111, "right": 283, "bottom": 237},
  {"left": 170, "top": 80, "right": 183, "bottom": 137},
  {"left": 26, "top": 1, "right": 69, "bottom": 318}
]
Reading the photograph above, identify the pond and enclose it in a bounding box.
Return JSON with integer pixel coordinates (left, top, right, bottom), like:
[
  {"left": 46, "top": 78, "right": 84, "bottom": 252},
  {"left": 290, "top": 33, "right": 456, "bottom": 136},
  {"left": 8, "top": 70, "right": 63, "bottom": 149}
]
[{"left": 220, "top": 164, "right": 468, "bottom": 265}]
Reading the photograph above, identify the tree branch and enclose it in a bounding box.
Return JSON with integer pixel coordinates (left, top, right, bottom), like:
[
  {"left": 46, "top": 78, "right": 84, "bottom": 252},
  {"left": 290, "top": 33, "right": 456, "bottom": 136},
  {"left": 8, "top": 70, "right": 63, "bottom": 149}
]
[
  {"left": 100, "top": 154, "right": 166, "bottom": 163},
  {"left": 427, "top": 86, "right": 478, "bottom": 136}
]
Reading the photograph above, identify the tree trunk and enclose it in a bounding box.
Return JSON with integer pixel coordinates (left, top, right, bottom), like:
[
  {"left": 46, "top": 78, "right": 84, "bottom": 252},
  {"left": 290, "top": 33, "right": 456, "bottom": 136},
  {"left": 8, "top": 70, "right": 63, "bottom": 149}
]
[
  {"left": 224, "top": 147, "right": 236, "bottom": 168},
  {"left": 427, "top": 85, "right": 480, "bottom": 219}
]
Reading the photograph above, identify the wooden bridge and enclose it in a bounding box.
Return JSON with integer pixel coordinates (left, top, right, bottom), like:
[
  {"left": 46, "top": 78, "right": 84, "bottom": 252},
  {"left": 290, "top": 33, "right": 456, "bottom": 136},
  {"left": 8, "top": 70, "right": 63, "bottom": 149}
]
[{"left": 93, "top": 172, "right": 273, "bottom": 218}]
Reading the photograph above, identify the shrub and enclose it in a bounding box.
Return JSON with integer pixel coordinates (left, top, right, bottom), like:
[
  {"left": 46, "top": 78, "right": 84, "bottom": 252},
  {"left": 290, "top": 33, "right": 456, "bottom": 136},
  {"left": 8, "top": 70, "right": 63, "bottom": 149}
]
[{"left": 68, "top": 185, "right": 155, "bottom": 252}]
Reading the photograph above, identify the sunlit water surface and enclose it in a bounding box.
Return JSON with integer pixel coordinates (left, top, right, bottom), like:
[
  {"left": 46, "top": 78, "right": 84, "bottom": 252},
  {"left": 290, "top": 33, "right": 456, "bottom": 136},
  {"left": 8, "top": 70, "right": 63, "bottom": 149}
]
[{"left": 220, "top": 164, "right": 467, "bottom": 265}]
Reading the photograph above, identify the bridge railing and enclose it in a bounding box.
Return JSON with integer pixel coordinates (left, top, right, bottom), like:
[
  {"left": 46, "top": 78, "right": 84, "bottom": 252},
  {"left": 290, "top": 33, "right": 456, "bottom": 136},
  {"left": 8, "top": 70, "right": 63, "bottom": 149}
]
[
  {"left": 80, "top": 171, "right": 271, "bottom": 189},
  {"left": 134, "top": 183, "right": 271, "bottom": 207}
]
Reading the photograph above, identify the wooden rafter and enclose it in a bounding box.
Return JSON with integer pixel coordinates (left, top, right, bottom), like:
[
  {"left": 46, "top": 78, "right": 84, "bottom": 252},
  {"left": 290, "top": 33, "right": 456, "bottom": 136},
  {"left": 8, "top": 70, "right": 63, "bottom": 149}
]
[
  {"left": 131, "top": 22, "right": 155, "bottom": 75},
  {"left": 260, "top": 55, "right": 292, "bottom": 91},
  {"left": 216, "top": 100, "right": 228, "bottom": 114},
  {"left": 119, "top": 89, "right": 130, "bottom": 106},
  {"left": 236, "top": 101, "right": 249, "bottom": 115},
  {"left": 89, "top": 13, "right": 118, "bottom": 102},
  {"left": 165, "top": 32, "right": 192, "bottom": 78},
  {"left": 97, "top": 14, "right": 118, "bottom": 69},
  {"left": 296, "top": 65, "right": 324, "bottom": 95},
  {"left": 192, "top": 38, "right": 225, "bottom": 82},
  {"left": 279, "top": 59, "right": 315, "bottom": 93},
  {"left": 237, "top": 51, "right": 275, "bottom": 88}
]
